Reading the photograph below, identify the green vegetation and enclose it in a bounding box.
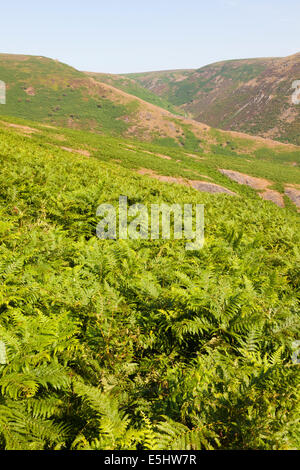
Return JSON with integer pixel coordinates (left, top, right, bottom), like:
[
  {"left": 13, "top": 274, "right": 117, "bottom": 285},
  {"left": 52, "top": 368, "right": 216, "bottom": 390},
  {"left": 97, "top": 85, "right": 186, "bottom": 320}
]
[
  {"left": 127, "top": 54, "right": 300, "bottom": 145},
  {"left": 127, "top": 59, "right": 272, "bottom": 107},
  {"left": 0, "top": 54, "right": 189, "bottom": 146},
  {"left": 0, "top": 55, "right": 135, "bottom": 135},
  {"left": 1, "top": 115, "right": 299, "bottom": 193},
  {"left": 0, "top": 118, "right": 299, "bottom": 450},
  {"left": 1, "top": 53, "right": 299, "bottom": 151},
  {"left": 87, "top": 72, "right": 182, "bottom": 115}
]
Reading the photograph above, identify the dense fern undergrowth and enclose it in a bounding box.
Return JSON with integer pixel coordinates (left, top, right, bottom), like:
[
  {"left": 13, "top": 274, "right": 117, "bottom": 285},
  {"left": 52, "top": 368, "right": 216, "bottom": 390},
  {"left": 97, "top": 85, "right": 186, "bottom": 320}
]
[{"left": 0, "top": 126, "right": 299, "bottom": 450}]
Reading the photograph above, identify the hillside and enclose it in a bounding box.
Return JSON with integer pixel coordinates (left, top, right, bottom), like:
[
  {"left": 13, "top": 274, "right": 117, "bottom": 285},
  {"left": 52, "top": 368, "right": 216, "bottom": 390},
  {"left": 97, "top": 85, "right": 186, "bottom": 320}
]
[
  {"left": 0, "top": 116, "right": 299, "bottom": 449},
  {"left": 0, "top": 53, "right": 210, "bottom": 148},
  {"left": 85, "top": 71, "right": 181, "bottom": 115},
  {"left": 1, "top": 114, "right": 300, "bottom": 211},
  {"left": 125, "top": 53, "right": 300, "bottom": 145},
  {"left": 1, "top": 53, "right": 300, "bottom": 154}
]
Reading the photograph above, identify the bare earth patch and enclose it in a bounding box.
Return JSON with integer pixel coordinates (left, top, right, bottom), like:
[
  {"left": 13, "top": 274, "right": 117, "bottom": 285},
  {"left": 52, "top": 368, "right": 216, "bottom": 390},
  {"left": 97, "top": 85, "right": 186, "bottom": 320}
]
[
  {"left": 124, "top": 147, "right": 172, "bottom": 160},
  {"left": 25, "top": 87, "right": 35, "bottom": 96},
  {"left": 60, "top": 146, "right": 91, "bottom": 157},
  {"left": 260, "top": 190, "right": 285, "bottom": 208},
  {"left": 0, "top": 121, "right": 39, "bottom": 134},
  {"left": 142, "top": 150, "right": 172, "bottom": 160},
  {"left": 189, "top": 181, "right": 236, "bottom": 195},
  {"left": 137, "top": 168, "right": 185, "bottom": 184},
  {"left": 137, "top": 168, "right": 236, "bottom": 196},
  {"left": 284, "top": 185, "right": 300, "bottom": 211},
  {"left": 219, "top": 169, "right": 271, "bottom": 190},
  {"left": 219, "top": 168, "right": 287, "bottom": 208}
]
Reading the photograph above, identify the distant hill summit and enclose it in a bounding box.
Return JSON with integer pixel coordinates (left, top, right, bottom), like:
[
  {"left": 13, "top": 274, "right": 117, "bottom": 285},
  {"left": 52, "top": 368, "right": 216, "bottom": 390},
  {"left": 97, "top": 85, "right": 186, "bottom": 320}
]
[{"left": 121, "top": 53, "right": 300, "bottom": 145}]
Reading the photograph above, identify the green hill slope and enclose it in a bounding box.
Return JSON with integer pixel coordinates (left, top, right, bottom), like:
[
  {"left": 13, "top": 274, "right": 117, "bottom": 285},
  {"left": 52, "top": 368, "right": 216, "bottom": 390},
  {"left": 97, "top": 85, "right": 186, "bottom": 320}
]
[
  {"left": 0, "top": 118, "right": 299, "bottom": 449},
  {"left": 126, "top": 53, "right": 300, "bottom": 145},
  {"left": 0, "top": 53, "right": 207, "bottom": 147},
  {"left": 0, "top": 53, "right": 139, "bottom": 135},
  {"left": 1, "top": 114, "right": 300, "bottom": 212},
  {"left": 85, "top": 71, "right": 181, "bottom": 115},
  {"left": 1, "top": 53, "right": 299, "bottom": 153}
]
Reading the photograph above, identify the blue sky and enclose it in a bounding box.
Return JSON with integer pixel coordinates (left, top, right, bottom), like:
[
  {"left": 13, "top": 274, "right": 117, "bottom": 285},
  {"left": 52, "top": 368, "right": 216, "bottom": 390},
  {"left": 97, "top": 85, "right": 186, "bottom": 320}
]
[{"left": 0, "top": 0, "right": 299, "bottom": 73}]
